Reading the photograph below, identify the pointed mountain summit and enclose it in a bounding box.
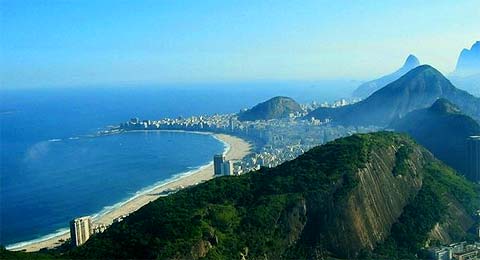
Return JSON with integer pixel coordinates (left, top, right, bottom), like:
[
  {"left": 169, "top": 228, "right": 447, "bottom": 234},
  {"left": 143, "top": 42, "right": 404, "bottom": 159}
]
[
  {"left": 238, "top": 96, "right": 303, "bottom": 121},
  {"left": 308, "top": 65, "right": 480, "bottom": 126},
  {"left": 454, "top": 41, "right": 480, "bottom": 76},
  {"left": 403, "top": 54, "right": 420, "bottom": 68},
  {"left": 450, "top": 41, "right": 480, "bottom": 96},
  {"left": 428, "top": 98, "right": 461, "bottom": 114},
  {"left": 352, "top": 54, "right": 420, "bottom": 99},
  {"left": 391, "top": 98, "right": 480, "bottom": 182}
]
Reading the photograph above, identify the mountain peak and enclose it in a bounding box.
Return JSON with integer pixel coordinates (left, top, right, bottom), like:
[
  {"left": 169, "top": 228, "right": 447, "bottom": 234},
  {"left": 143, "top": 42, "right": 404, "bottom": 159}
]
[
  {"left": 402, "top": 54, "right": 420, "bottom": 68},
  {"left": 406, "top": 64, "right": 447, "bottom": 78},
  {"left": 410, "top": 64, "right": 436, "bottom": 72},
  {"left": 454, "top": 40, "right": 480, "bottom": 75},
  {"left": 391, "top": 98, "right": 480, "bottom": 182},
  {"left": 471, "top": 41, "right": 480, "bottom": 51},
  {"left": 310, "top": 64, "right": 480, "bottom": 126},
  {"left": 238, "top": 96, "right": 302, "bottom": 121},
  {"left": 395, "top": 65, "right": 445, "bottom": 84},
  {"left": 351, "top": 54, "right": 421, "bottom": 98},
  {"left": 429, "top": 98, "right": 461, "bottom": 114}
]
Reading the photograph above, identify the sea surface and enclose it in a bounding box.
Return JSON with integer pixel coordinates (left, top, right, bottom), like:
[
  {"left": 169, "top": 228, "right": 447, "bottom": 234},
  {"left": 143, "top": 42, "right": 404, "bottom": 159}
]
[{"left": 0, "top": 82, "right": 355, "bottom": 247}]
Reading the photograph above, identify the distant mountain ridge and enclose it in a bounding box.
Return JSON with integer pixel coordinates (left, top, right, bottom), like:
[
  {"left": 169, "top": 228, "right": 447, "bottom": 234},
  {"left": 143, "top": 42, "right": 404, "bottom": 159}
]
[
  {"left": 449, "top": 73, "right": 480, "bottom": 97},
  {"left": 454, "top": 41, "right": 480, "bottom": 76},
  {"left": 352, "top": 54, "right": 420, "bottom": 99},
  {"left": 390, "top": 98, "right": 480, "bottom": 182},
  {"left": 308, "top": 65, "right": 480, "bottom": 126},
  {"left": 450, "top": 41, "right": 480, "bottom": 96},
  {"left": 238, "top": 96, "right": 303, "bottom": 121}
]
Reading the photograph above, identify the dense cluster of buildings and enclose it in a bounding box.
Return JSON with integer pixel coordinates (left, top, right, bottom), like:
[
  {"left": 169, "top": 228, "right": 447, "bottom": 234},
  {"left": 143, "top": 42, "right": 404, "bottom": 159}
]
[
  {"left": 427, "top": 241, "right": 480, "bottom": 260},
  {"left": 115, "top": 114, "right": 378, "bottom": 174},
  {"left": 112, "top": 112, "right": 480, "bottom": 183},
  {"left": 426, "top": 210, "right": 480, "bottom": 260},
  {"left": 112, "top": 102, "right": 378, "bottom": 175},
  {"left": 302, "top": 98, "right": 361, "bottom": 111}
]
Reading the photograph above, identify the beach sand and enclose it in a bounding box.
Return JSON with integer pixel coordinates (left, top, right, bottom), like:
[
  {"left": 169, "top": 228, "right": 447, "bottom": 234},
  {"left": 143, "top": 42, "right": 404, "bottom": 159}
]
[{"left": 12, "top": 133, "right": 251, "bottom": 252}]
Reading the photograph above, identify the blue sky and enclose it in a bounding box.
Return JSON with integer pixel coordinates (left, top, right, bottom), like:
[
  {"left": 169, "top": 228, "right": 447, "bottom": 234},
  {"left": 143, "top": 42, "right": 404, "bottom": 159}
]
[{"left": 1, "top": 0, "right": 479, "bottom": 88}]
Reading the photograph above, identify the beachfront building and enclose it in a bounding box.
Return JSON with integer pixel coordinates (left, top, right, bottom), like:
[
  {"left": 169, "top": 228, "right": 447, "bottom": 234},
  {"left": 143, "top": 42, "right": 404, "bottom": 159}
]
[
  {"left": 222, "top": 160, "right": 234, "bottom": 176},
  {"left": 70, "top": 216, "right": 92, "bottom": 247},
  {"left": 214, "top": 154, "right": 235, "bottom": 176},
  {"left": 92, "top": 224, "right": 108, "bottom": 234},
  {"left": 214, "top": 154, "right": 225, "bottom": 175}
]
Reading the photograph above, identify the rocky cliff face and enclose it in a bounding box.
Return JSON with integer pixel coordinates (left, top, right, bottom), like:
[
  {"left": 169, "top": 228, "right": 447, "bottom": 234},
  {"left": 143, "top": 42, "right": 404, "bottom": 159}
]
[
  {"left": 428, "top": 197, "right": 475, "bottom": 245},
  {"left": 326, "top": 146, "right": 423, "bottom": 254},
  {"left": 289, "top": 134, "right": 477, "bottom": 258}
]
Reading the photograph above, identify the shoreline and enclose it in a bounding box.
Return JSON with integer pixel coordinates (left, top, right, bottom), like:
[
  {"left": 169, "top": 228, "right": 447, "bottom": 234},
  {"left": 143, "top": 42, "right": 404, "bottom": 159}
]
[{"left": 10, "top": 132, "right": 251, "bottom": 252}]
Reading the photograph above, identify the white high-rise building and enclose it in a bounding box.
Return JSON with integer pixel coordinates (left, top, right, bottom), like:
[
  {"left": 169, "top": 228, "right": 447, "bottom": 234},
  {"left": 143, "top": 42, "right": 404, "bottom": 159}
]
[
  {"left": 222, "top": 160, "right": 234, "bottom": 176},
  {"left": 70, "top": 216, "right": 92, "bottom": 247}
]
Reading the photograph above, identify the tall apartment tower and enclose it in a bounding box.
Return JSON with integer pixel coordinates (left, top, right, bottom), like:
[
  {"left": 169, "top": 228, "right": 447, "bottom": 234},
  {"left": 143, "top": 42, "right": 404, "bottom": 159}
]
[
  {"left": 213, "top": 154, "right": 225, "bottom": 175},
  {"left": 222, "top": 160, "right": 234, "bottom": 176},
  {"left": 467, "top": 136, "right": 480, "bottom": 183},
  {"left": 70, "top": 216, "right": 92, "bottom": 247}
]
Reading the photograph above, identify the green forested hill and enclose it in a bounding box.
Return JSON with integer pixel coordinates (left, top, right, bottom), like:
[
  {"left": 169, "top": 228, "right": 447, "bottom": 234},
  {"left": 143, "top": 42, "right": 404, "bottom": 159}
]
[
  {"left": 238, "top": 96, "right": 303, "bottom": 121},
  {"left": 61, "top": 132, "right": 478, "bottom": 259},
  {"left": 390, "top": 99, "right": 480, "bottom": 182}
]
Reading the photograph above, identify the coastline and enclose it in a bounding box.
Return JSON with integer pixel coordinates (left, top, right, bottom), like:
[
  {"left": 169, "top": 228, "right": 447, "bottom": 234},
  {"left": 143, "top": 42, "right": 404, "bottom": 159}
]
[{"left": 10, "top": 132, "right": 251, "bottom": 252}]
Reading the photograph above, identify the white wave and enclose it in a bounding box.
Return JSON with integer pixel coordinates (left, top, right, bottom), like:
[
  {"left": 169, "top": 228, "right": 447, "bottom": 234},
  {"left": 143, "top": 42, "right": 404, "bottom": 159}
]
[
  {"left": 90, "top": 161, "right": 214, "bottom": 220},
  {"left": 6, "top": 227, "right": 69, "bottom": 250},
  {"left": 212, "top": 134, "right": 231, "bottom": 156}
]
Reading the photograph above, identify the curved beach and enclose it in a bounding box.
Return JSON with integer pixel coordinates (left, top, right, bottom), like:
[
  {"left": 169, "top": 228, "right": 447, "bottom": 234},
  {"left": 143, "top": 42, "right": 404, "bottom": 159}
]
[{"left": 12, "top": 133, "right": 251, "bottom": 252}]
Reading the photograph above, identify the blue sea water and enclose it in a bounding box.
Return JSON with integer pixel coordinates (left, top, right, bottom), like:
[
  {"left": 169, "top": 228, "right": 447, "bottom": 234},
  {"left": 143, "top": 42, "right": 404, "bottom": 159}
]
[{"left": 0, "top": 82, "right": 354, "bottom": 247}]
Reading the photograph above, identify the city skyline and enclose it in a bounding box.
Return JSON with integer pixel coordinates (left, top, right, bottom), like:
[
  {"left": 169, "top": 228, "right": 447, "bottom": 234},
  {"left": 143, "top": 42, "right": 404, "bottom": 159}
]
[{"left": 1, "top": 0, "right": 479, "bottom": 89}]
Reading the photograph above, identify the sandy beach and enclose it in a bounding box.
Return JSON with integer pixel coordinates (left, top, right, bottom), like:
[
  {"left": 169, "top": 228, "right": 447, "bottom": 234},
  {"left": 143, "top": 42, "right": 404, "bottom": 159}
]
[{"left": 12, "top": 132, "right": 251, "bottom": 252}]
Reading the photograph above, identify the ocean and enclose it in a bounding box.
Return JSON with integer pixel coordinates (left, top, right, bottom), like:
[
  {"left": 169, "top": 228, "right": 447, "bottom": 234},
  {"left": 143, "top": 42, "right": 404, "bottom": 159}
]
[{"left": 0, "top": 82, "right": 355, "bottom": 247}]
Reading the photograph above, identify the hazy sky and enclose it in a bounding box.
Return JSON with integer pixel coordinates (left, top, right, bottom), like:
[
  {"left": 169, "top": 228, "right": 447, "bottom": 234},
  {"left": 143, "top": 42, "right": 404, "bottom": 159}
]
[{"left": 1, "top": 0, "right": 479, "bottom": 88}]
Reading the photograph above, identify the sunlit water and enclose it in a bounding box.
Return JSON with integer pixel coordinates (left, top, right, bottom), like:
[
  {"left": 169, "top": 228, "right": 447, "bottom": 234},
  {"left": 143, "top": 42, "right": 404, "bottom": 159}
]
[{"left": 0, "top": 82, "right": 354, "bottom": 247}]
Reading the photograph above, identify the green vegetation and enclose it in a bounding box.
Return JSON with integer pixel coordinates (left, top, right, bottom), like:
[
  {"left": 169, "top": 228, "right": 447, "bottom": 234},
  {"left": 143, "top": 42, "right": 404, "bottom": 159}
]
[
  {"left": 373, "top": 159, "right": 479, "bottom": 259},
  {"left": 392, "top": 145, "right": 414, "bottom": 177},
  {"left": 238, "top": 96, "right": 303, "bottom": 121},
  {"left": 67, "top": 133, "right": 376, "bottom": 259},
  {"left": 373, "top": 180, "right": 446, "bottom": 259},
  {"left": 5, "top": 132, "right": 478, "bottom": 259},
  {"left": 67, "top": 132, "right": 479, "bottom": 259}
]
